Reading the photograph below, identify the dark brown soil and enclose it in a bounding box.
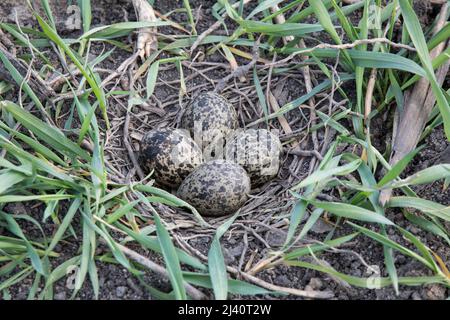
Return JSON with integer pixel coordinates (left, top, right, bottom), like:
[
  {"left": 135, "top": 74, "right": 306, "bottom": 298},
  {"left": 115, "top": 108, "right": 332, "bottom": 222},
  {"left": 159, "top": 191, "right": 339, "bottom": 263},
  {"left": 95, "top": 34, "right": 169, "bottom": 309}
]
[{"left": 0, "top": 0, "right": 448, "bottom": 301}]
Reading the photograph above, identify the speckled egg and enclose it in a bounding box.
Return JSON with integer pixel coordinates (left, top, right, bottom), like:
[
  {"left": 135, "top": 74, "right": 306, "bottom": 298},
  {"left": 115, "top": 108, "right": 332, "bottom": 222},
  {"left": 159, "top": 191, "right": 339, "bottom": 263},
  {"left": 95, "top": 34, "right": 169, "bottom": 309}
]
[
  {"left": 225, "top": 129, "right": 282, "bottom": 186},
  {"left": 177, "top": 160, "right": 250, "bottom": 216},
  {"left": 180, "top": 92, "right": 238, "bottom": 147},
  {"left": 139, "top": 128, "right": 203, "bottom": 188}
]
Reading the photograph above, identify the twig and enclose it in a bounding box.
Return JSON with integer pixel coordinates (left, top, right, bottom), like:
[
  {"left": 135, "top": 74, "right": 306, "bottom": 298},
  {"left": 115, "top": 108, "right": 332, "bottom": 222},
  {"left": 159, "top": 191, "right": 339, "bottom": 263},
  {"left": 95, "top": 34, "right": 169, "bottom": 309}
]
[
  {"left": 264, "top": 38, "right": 417, "bottom": 68},
  {"left": 364, "top": 68, "right": 377, "bottom": 122},
  {"left": 0, "top": 46, "right": 55, "bottom": 100},
  {"left": 190, "top": 0, "right": 254, "bottom": 53},
  {"left": 238, "top": 231, "right": 249, "bottom": 271},
  {"left": 236, "top": 270, "right": 334, "bottom": 299},
  {"left": 132, "top": 0, "right": 158, "bottom": 60},
  {"left": 48, "top": 68, "right": 113, "bottom": 90},
  {"left": 214, "top": 38, "right": 260, "bottom": 93},
  {"left": 288, "top": 148, "right": 324, "bottom": 161},
  {"left": 269, "top": 4, "right": 320, "bottom": 173},
  {"left": 270, "top": 4, "right": 295, "bottom": 44},
  {"left": 124, "top": 69, "right": 145, "bottom": 180},
  {"left": 268, "top": 91, "right": 295, "bottom": 138},
  {"left": 109, "top": 240, "right": 207, "bottom": 300},
  {"left": 361, "top": 68, "right": 377, "bottom": 162},
  {"left": 190, "top": 19, "right": 223, "bottom": 53},
  {"left": 174, "top": 231, "right": 334, "bottom": 299},
  {"left": 52, "top": 52, "right": 140, "bottom": 104},
  {"left": 299, "top": 38, "right": 320, "bottom": 175}
]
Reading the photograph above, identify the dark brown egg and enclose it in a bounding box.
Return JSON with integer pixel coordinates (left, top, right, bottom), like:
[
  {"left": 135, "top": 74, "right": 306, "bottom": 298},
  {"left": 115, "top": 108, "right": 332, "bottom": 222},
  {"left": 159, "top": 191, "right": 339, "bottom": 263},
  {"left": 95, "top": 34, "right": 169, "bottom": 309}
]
[
  {"left": 177, "top": 160, "right": 250, "bottom": 216},
  {"left": 139, "top": 128, "right": 202, "bottom": 188},
  {"left": 180, "top": 92, "right": 238, "bottom": 148}
]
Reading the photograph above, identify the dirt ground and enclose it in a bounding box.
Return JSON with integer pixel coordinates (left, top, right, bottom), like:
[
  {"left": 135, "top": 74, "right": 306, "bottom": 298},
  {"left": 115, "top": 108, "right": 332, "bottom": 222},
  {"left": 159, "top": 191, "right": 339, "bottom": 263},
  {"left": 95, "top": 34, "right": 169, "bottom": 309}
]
[{"left": 0, "top": 0, "right": 449, "bottom": 300}]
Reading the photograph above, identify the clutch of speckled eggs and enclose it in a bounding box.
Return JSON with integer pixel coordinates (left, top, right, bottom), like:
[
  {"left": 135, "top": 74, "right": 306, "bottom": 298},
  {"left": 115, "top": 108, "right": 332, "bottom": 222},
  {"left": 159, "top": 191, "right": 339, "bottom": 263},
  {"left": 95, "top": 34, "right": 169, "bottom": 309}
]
[{"left": 139, "top": 92, "right": 282, "bottom": 217}]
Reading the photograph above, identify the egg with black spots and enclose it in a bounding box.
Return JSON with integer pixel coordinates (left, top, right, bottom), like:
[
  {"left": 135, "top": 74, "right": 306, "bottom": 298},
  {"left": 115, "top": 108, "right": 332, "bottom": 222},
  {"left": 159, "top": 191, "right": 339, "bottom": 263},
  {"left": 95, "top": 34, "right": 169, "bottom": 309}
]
[
  {"left": 180, "top": 92, "right": 238, "bottom": 147},
  {"left": 139, "top": 128, "right": 203, "bottom": 188},
  {"left": 225, "top": 129, "right": 282, "bottom": 186},
  {"left": 177, "top": 160, "right": 250, "bottom": 216}
]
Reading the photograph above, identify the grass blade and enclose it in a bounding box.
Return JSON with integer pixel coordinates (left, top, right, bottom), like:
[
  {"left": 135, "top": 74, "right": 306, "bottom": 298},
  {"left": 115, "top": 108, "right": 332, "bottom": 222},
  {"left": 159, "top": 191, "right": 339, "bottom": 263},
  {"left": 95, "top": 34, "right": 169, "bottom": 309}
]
[
  {"left": 78, "top": 0, "right": 92, "bottom": 33},
  {"left": 153, "top": 211, "right": 187, "bottom": 300},
  {"left": 310, "top": 200, "right": 395, "bottom": 225},
  {"left": 1, "top": 101, "right": 90, "bottom": 161},
  {"left": 208, "top": 212, "right": 239, "bottom": 300},
  {"left": 35, "top": 14, "right": 109, "bottom": 128}
]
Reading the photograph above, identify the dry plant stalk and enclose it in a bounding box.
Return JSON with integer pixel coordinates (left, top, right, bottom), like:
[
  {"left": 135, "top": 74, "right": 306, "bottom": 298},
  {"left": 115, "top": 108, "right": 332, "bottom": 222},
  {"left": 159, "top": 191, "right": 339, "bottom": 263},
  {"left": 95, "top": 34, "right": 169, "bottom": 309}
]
[
  {"left": 271, "top": 4, "right": 294, "bottom": 44},
  {"left": 214, "top": 38, "right": 260, "bottom": 93},
  {"left": 364, "top": 68, "right": 378, "bottom": 121},
  {"left": 270, "top": 4, "right": 318, "bottom": 167},
  {"left": 101, "top": 239, "right": 207, "bottom": 300},
  {"left": 270, "top": 4, "right": 312, "bottom": 143},
  {"left": 268, "top": 91, "right": 295, "bottom": 139},
  {"left": 190, "top": 0, "right": 254, "bottom": 53},
  {"left": 132, "top": 0, "right": 158, "bottom": 60},
  {"left": 223, "top": 46, "right": 247, "bottom": 82},
  {"left": 379, "top": 2, "right": 449, "bottom": 205}
]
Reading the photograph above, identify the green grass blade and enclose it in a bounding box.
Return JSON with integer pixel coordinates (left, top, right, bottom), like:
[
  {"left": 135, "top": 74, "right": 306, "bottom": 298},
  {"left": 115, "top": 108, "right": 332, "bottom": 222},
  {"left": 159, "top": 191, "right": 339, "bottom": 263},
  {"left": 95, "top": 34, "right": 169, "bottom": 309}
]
[
  {"left": 183, "top": 272, "right": 272, "bottom": 295},
  {"left": 239, "top": 20, "right": 323, "bottom": 36},
  {"left": 0, "top": 51, "right": 46, "bottom": 115},
  {"left": 35, "top": 14, "right": 109, "bottom": 128},
  {"left": 208, "top": 212, "right": 239, "bottom": 300},
  {"left": 253, "top": 66, "right": 268, "bottom": 126},
  {"left": 357, "top": 162, "right": 399, "bottom": 294},
  {"left": 46, "top": 198, "right": 81, "bottom": 253},
  {"left": 146, "top": 61, "right": 160, "bottom": 99},
  {"left": 404, "top": 212, "right": 450, "bottom": 246},
  {"left": 391, "top": 164, "right": 450, "bottom": 188},
  {"left": 292, "top": 159, "right": 361, "bottom": 190},
  {"left": 0, "top": 171, "right": 26, "bottom": 194},
  {"left": 135, "top": 184, "right": 208, "bottom": 226},
  {"left": 387, "top": 196, "right": 450, "bottom": 222},
  {"left": 0, "top": 211, "right": 44, "bottom": 275},
  {"left": 153, "top": 211, "right": 187, "bottom": 300},
  {"left": 1, "top": 101, "right": 90, "bottom": 161},
  {"left": 78, "top": 0, "right": 92, "bottom": 33},
  {"left": 40, "top": 0, "right": 56, "bottom": 29},
  {"left": 116, "top": 222, "right": 206, "bottom": 271},
  {"left": 284, "top": 232, "right": 359, "bottom": 260},
  {"left": 377, "top": 146, "right": 424, "bottom": 187},
  {"left": 308, "top": 0, "right": 342, "bottom": 45},
  {"left": 88, "top": 258, "right": 100, "bottom": 299},
  {"left": 287, "top": 260, "right": 446, "bottom": 288},
  {"left": 348, "top": 222, "right": 434, "bottom": 270},
  {"left": 310, "top": 200, "right": 395, "bottom": 225}
]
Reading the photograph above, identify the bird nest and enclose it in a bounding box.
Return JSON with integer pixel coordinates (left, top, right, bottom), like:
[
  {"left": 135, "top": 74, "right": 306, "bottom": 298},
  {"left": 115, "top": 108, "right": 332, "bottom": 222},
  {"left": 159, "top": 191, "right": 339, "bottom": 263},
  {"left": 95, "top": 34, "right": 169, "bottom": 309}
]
[{"left": 103, "top": 43, "right": 341, "bottom": 288}]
